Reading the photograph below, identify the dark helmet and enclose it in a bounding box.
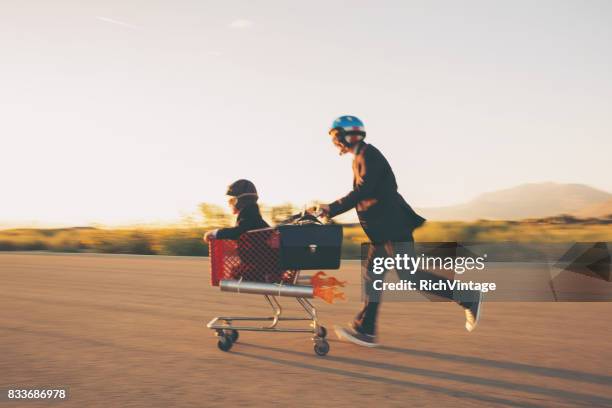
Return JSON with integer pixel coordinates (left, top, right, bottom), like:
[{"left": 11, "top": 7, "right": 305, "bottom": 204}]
[
  {"left": 226, "top": 179, "right": 259, "bottom": 210},
  {"left": 329, "top": 115, "right": 366, "bottom": 147}
]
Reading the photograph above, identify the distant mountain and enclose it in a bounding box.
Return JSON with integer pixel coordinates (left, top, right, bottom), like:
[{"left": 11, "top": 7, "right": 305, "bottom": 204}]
[
  {"left": 572, "top": 198, "right": 612, "bottom": 218},
  {"left": 418, "top": 183, "right": 612, "bottom": 221}
]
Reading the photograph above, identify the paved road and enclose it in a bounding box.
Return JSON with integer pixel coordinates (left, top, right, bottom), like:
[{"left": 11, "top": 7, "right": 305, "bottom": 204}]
[{"left": 1, "top": 252, "right": 611, "bottom": 407}]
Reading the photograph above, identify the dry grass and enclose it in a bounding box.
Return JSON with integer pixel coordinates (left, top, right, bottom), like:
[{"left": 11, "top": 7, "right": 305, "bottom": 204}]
[{"left": 2, "top": 219, "right": 609, "bottom": 258}]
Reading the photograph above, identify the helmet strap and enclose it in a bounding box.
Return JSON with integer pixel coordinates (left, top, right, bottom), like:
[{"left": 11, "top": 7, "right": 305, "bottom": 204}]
[
  {"left": 331, "top": 127, "right": 364, "bottom": 154},
  {"left": 345, "top": 134, "right": 363, "bottom": 145}
]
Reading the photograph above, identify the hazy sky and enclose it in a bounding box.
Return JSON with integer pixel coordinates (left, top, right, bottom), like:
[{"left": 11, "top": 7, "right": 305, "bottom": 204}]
[{"left": 2, "top": 0, "right": 611, "bottom": 226}]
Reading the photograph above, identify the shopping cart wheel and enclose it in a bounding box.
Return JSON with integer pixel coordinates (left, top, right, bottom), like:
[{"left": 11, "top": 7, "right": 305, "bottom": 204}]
[
  {"left": 225, "top": 329, "right": 239, "bottom": 343},
  {"left": 217, "top": 335, "right": 233, "bottom": 352},
  {"left": 316, "top": 326, "right": 327, "bottom": 338},
  {"left": 314, "top": 339, "right": 330, "bottom": 356}
]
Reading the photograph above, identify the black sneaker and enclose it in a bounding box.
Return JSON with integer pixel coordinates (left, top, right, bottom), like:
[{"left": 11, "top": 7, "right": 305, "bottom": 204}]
[
  {"left": 334, "top": 325, "right": 379, "bottom": 347},
  {"left": 464, "top": 291, "right": 483, "bottom": 332}
]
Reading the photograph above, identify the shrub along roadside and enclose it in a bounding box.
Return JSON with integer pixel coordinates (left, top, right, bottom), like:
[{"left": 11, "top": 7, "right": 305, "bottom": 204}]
[{"left": 1, "top": 220, "right": 611, "bottom": 259}]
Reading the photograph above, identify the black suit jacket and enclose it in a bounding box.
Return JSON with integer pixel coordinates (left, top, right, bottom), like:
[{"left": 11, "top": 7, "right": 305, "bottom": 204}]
[
  {"left": 328, "top": 142, "right": 425, "bottom": 243},
  {"left": 215, "top": 204, "right": 269, "bottom": 240}
]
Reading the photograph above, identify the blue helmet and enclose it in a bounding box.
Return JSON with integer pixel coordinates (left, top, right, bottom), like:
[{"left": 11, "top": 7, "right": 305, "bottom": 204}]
[{"left": 329, "top": 115, "right": 366, "bottom": 147}]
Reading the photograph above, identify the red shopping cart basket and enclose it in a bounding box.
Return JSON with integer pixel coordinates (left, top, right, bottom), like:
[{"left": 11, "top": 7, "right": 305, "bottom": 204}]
[{"left": 209, "top": 228, "right": 296, "bottom": 286}]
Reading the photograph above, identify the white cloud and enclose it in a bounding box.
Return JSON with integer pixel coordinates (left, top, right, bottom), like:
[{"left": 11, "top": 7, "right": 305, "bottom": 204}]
[
  {"left": 96, "top": 16, "right": 140, "bottom": 30},
  {"left": 229, "top": 19, "right": 254, "bottom": 29}
]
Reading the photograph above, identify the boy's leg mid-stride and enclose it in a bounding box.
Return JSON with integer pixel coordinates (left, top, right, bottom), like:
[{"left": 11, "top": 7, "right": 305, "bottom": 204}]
[{"left": 335, "top": 240, "right": 483, "bottom": 347}]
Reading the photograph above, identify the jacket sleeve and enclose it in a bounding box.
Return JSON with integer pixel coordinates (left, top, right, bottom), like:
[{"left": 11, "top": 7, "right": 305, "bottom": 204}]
[
  {"left": 214, "top": 225, "right": 246, "bottom": 240},
  {"left": 214, "top": 207, "right": 268, "bottom": 240},
  {"left": 215, "top": 210, "right": 251, "bottom": 240},
  {"left": 328, "top": 148, "right": 386, "bottom": 217}
]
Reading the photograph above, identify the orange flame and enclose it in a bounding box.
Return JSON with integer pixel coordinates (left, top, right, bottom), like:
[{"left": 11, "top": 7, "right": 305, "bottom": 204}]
[
  {"left": 311, "top": 271, "right": 347, "bottom": 304},
  {"left": 313, "top": 286, "right": 346, "bottom": 304},
  {"left": 311, "top": 271, "right": 346, "bottom": 288}
]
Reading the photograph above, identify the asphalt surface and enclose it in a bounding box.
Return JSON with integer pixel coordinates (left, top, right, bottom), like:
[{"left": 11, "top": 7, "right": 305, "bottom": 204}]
[{"left": 1, "top": 252, "right": 612, "bottom": 407}]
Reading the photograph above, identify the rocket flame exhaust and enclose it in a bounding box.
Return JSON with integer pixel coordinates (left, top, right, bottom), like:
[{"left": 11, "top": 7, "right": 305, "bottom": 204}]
[
  {"left": 311, "top": 271, "right": 347, "bottom": 304},
  {"left": 311, "top": 271, "right": 346, "bottom": 288},
  {"left": 313, "top": 286, "right": 346, "bottom": 303}
]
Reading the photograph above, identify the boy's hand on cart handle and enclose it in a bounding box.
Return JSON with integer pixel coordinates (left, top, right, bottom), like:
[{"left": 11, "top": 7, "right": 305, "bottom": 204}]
[
  {"left": 318, "top": 204, "right": 330, "bottom": 216},
  {"left": 307, "top": 204, "right": 329, "bottom": 217},
  {"left": 204, "top": 230, "right": 218, "bottom": 242}
]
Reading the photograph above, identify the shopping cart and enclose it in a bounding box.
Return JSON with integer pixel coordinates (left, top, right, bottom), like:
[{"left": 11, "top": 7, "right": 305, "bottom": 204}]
[{"left": 206, "top": 212, "right": 343, "bottom": 356}]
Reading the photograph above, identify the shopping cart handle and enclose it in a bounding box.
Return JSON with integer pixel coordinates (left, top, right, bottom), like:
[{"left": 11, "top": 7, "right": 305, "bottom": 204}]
[{"left": 280, "top": 209, "right": 327, "bottom": 225}]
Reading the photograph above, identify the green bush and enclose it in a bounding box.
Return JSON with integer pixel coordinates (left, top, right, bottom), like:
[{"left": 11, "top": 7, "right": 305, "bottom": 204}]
[
  {"left": 0, "top": 240, "right": 16, "bottom": 251},
  {"left": 89, "top": 231, "right": 155, "bottom": 255},
  {"left": 159, "top": 231, "right": 208, "bottom": 256}
]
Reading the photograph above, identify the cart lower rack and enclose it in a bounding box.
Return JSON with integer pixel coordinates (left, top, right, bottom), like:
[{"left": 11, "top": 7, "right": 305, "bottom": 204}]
[{"left": 206, "top": 278, "right": 330, "bottom": 355}]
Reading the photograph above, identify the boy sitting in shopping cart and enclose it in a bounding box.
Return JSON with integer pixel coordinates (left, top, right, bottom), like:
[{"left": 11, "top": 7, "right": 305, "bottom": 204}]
[
  {"left": 205, "top": 179, "right": 286, "bottom": 283},
  {"left": 203, "top": 179, "right": 269, "bottom": 242}
]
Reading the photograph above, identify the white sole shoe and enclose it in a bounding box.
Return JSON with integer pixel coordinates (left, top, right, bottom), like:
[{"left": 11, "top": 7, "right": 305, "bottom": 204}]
[
  {"left": 465, "top": 294, "right": 483, "bottom": 332},
  {"left": 334, "top": 326, "right": 380, "bottom": 348}
]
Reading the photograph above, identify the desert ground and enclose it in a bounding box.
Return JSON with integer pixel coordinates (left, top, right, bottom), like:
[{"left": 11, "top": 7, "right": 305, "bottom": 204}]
[{"left": 1, "top": 252, "right": 611, "bottom": 407}]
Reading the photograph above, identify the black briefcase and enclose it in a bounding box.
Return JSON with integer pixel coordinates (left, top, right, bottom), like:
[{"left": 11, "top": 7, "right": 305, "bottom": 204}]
[{"left": 277, "top": 224, "right": 343, "bottom": 270}]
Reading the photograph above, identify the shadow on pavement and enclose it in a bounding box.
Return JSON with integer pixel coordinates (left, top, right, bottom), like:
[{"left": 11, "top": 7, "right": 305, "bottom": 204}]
[
  {"left": 378, "top": 345, "right": 612, "bottom": 386},
  {"left": 233, "top": 347, "right": 545, "bottom": 408},
  {"left": 237, "top": 342, "right": 612, "bottom": 408}
]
